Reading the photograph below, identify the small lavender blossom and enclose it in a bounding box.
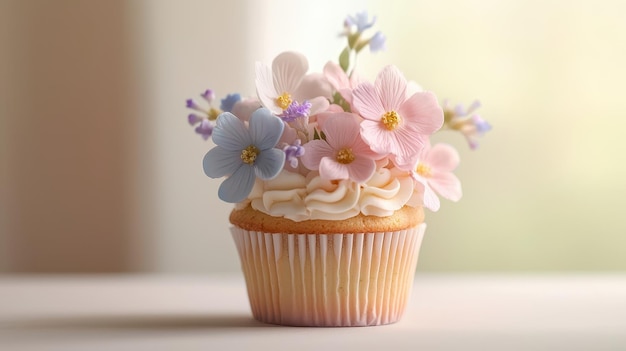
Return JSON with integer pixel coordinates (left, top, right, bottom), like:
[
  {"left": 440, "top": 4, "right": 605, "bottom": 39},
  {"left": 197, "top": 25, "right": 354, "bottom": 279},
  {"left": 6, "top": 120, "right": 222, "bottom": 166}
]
[
  {"left": 454, "top": 100, "right": 481, "bottom": 117},
  {"left": 201, "top": 89, "right": 215, "bottom": 103},
  {"left": 195, "top": 119, "right": 213, "bottom": 140},
  {"left": 444, "top": 99, "right": 491, "bottom": 150},
  {"left": 280, "top": 100, "right": 312, "bottom": 122},
  {"left": 346, "top": 11, "right": 376, "bottom": 33},
  {"left": 188, "top": 113, "right": 203, "bottom": 126},
  {"left": 369, "top": 31, "right": 387, "bottom": 52},
  {"left": 186, "top": 89, "right": 222, "bottom": 140},
  {"left": 220, "top": 93, "right": 241, "bottom": 113},
  {"left": 283, "top": 139, "right": 305, "bottom": 168},
  {"left": 473, "top": 115, "right": 492, "bottom": 134},
  {"left": 186, "top": 99, "right": 204, "bottom": 112}
]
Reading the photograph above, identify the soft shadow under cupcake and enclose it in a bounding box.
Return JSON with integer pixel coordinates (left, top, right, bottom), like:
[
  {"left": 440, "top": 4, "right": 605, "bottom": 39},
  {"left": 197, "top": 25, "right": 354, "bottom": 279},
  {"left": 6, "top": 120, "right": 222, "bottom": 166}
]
[{"left": 2, "top": 313, "right": 278, "bottom": 332}]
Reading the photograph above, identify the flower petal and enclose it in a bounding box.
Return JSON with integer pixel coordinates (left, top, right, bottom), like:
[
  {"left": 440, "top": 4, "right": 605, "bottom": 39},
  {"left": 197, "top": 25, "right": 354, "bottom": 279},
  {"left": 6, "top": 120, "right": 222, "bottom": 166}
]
[
  {"left": 231, "top": 98, "right": 262, "bottom": 122},
  {"left": 300, "top": 140, "right": 334, "bottom": 170},
  {"left": 254, "top": 148, "right": 285, "bottom": 180},
  {"left": 323, "top": 61, "right": 350, "bottom": 91},
  {"left": 406, "top": 80, "right": 423, "bottom": 96},
  {"left": 347, "top": 155, "right": 376, "bottom": 183},
  {"left": 255, "top": 62, "right": 281, "bottom": 114},
  {"left": 427, "top": 143, "right": 460, "bottom": 172},
  {"left": 218, "top": 164, "right": 256, "bottom": 203},
  {"left": 392, "top": 153, "right": 420, "bottom": 171},
  {"left": 272, "top": 51, "right": 308, "bottom": 95},
  {"left": 360, "top": 120, "right": 394, "bottom": 155},
  {"left": 212, "top": 113, "right": 251, "bottom": 151},
  {"left": 376, "top": 65, "right": 407, "bottom": 111},
  {"left": 337, "top": 88, "right": 354, "bottom": 105},
  {"left": 416, "top": 179, "right": 440, "bottom": 211},
  {"left": 352, "top": 81, "right": 385, "bottom": 120},
  {"left": 203, "top": 146, "right": 242, "bottom": 178},
  {"left": 351, "top": 135, "right": 382, "bottom": 159},
  {"left": 294, "top": 73, "right": 333, "bottom": 102},
  {"left": 429, "top": 172, "right": 462, "bottom": 202},
  {"left": 322, "top": 113, "right": 359, "bottom": 149},
  {"left": 249, "top": 108, "right": 284, "bottom": 150},
  {"left": 398, "top": 91, "right": 444, "bottom": 135},
  {"left": 396, "top": 126, "right": 424, "bottom": 155},
  {"left": 308, "top": 96, "right": 331, "bottom": 116},
  {"left": 319, "top": 157, "right": 350, "bottom": 180}
]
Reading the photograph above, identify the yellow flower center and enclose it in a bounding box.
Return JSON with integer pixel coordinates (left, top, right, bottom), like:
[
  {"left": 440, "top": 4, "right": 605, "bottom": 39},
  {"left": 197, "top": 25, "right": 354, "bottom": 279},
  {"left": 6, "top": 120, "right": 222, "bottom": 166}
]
[
  {"left": 276, "top": 92, "right": 292, "bottom": 110},
  {"left": 208, "top": 107, "right": 221, "bottom": 121},
  {"left": 381, "top": 110, "right": 401, "bottom": 130},
  {"left": 443, "top": 108, "right": 455, "bottom": 124},
  {"left": 336, "top": 148, "right": 355, "bottom": 164},
  {"left": 241, "top": 145, "right": 260, "bottom": 164},
  {"left": 416, "top": 163, "right": 432, "bottom": 177}
]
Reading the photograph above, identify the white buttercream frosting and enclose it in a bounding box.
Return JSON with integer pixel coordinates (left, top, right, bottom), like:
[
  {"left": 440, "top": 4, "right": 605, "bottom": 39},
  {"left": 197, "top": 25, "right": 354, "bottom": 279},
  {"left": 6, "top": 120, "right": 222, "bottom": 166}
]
[{"left": 242, "top": 168, "right": 420, "bottom": 222}]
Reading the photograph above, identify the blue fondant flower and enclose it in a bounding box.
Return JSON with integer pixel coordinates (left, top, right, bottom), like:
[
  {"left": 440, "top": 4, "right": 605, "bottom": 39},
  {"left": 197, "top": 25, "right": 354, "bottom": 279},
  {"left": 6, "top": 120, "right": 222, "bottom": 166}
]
[
  {"left": 203, "top": 108, "right": 285, "bottom": 203},
  {"left": 220, "top": 93, "right": 241, "bottom": 113},
  {"left": 369, "top": 31, "right": 387, "bottom": 53},
  {"left": 346, "top": 12, "right": 376, "bottom": 33}
]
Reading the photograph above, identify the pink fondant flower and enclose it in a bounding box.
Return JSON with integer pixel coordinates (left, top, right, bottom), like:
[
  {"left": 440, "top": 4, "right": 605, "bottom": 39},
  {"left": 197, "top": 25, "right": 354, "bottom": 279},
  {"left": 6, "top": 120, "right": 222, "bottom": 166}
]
[
  {"left": 300, "top": 113, "right": 378, "bottom": 183},
  {"left": 352, "top": 65, "right": 444, "bottom": 170},
  {"left": 412, "top": 142, "right": 462, "bottom": 212},
  {"left": 323, "top": 61, "right": 363, "bottom": 106},
  {"left": 255, "top": 51, "right": 332, "bottom": 116}
]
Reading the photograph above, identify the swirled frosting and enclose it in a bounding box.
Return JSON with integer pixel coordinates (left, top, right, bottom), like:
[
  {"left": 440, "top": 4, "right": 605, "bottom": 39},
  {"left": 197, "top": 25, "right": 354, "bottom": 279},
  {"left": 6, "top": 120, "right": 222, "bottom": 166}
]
[{"left": 240, "top": 168, "right": 420, "bottom": 222}]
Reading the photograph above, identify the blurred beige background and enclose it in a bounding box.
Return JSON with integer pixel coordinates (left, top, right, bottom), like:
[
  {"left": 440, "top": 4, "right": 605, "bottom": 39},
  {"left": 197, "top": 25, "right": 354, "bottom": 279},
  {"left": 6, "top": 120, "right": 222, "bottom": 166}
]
[{"left": 1, "top": 0, "right": 625, "bottom": 273}]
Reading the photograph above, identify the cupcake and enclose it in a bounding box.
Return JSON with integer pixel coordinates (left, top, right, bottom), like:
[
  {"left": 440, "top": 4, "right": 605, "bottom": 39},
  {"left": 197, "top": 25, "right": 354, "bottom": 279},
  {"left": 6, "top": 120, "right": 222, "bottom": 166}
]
[
  {"left": 230, "top": 205, "right": 426, "bottom": 326},
  {"left": 186, "top": 12, "right": 489, "bottom": 327}
]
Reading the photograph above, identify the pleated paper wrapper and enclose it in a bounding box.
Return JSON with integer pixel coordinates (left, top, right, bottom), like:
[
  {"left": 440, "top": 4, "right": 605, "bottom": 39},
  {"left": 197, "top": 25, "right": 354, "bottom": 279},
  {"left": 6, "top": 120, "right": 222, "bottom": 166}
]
[{"left": 231, "top": 223, "right": 426, "bottom": 327}]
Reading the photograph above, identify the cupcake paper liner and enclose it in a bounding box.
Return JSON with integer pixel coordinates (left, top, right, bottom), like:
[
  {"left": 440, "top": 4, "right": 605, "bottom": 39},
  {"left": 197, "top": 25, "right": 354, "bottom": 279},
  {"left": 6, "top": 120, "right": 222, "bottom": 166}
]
[{"left": 231, "top": 223, "right": 426, "bottom": 327}]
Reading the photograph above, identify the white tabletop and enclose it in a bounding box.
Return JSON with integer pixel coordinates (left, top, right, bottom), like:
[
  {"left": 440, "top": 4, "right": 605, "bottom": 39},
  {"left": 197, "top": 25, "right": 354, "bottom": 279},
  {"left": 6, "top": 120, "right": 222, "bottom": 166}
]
[{"left": 0, "top": 274, "right": 625, "bottom": 351}]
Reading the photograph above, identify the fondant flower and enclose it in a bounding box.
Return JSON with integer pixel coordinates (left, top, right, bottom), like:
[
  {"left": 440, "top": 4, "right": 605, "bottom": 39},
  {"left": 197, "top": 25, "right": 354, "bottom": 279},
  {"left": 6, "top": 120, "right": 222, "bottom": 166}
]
[
  {"left": 203, "top": 108, "right": 285, "bottom": 203},
  {"left": 186, "top": 89, "right": 221, "bottom": 140},
  {"left": 443, "top": 100, "right": 491, "bottom": 149},
  {"left": 220, "top": 93, "right": 241, "bottom": 113},
  {"left": 368, "top": 31, "right": 387, "bottom": 52},
  {"left": 301, "top": 113, "right": 377, "bottom": 183},
  {"left": 345, "top": 11, "right": 377, "bottom": 33},
  {"left": 230, "top": 97, "right": 262, "bottom": 122},
  {"left": 194, "top": 120, "right": 213, "bottom": 140},
  {"left": 283, "top": 139, "right": 305, "bottom": 168},
  {"left": 411, "top": 142, "right": 462, "bottom": 211},
  {"left": 353, "top": 65, "right": 443, "bottom": 170},
  {"left": 255, "top": 51, "right": 331, "bottom": 116},
  {"left": 324, "top": 61, "right": 363, "bottom": 106},
  {"left": 280, "top": 100, "right": 312, "bottom": 123}
]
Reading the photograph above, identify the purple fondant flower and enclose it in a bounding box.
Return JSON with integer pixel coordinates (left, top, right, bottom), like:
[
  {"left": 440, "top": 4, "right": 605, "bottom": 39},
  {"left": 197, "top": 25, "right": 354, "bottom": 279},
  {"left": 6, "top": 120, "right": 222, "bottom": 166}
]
[
  {"left": 283, "top": 139, "right": 305, "bottom": 168},
  {"left": 194, "top": 119, "right": 213, "bottom": 140},
  {"left": 280, "top": 100, "right": 312, "bottom": 122},
  {"left": 444, "top": 100, "right": 491, "bottom": 149}
]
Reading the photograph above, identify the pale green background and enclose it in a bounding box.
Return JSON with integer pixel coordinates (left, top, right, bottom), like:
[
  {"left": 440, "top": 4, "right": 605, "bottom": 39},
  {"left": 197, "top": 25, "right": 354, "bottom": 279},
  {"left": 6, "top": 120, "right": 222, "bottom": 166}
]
[
  {"left": 371, "top": 0, "right": 626, "bottom": 271},
  {"left": 367, "top": 0, "right": 626, "bottom": 271}
]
